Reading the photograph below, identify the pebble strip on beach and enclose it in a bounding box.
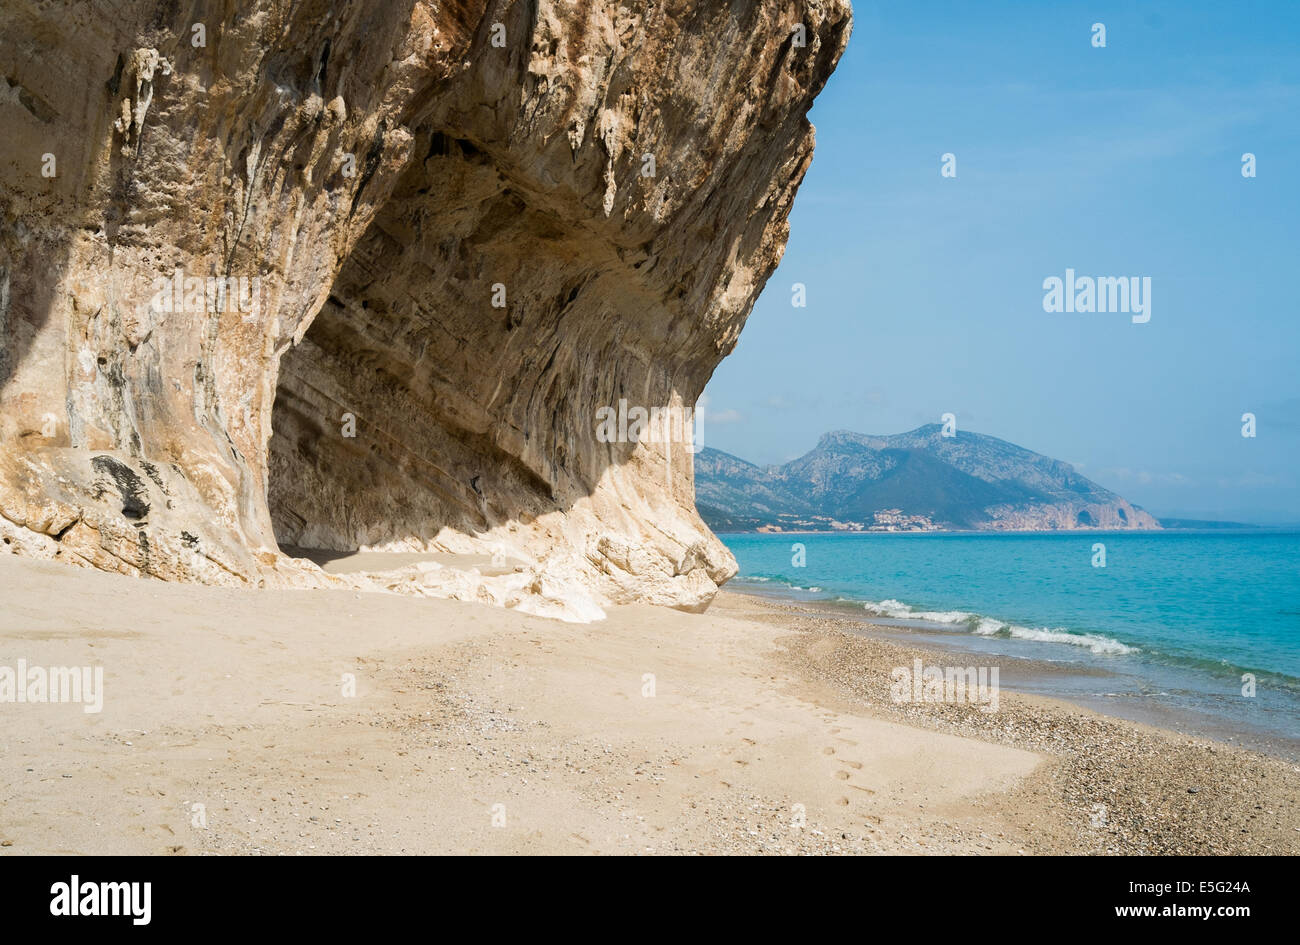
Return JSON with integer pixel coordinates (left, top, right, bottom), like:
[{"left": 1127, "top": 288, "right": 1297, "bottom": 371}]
[{"left": 729, "top": 593, "right": 1300, "bottom": 855}]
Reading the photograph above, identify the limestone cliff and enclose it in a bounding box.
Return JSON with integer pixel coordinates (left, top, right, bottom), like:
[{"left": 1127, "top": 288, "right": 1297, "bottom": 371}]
[{"left": 0, "top": 1, "right": 850, "bottom": 618}]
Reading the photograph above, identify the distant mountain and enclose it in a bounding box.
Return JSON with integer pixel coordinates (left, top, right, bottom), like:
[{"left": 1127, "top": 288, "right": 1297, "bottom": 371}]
[{"left": 694, "top": 425, "right": 1161, "bottom": 532}]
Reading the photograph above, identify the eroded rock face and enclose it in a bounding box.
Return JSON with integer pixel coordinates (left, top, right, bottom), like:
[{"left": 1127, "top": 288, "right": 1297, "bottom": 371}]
[{"left": 0, "top": 0, "right": 850, "bottom": 616}]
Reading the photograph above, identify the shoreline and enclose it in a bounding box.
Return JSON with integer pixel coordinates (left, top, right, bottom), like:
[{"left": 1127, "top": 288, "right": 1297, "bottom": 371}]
[
  {"left": 714, "top": 589, "right": 1300, "bottom": 853},
  {"left": 728, "top": 583, "right": 1300, "bottom": 764},
  {"left": 2, "top": 554, "right": 1297, "bottom": 855},
  {"left": 715, "top": 526, "right": 1279, "bottom": 536}
]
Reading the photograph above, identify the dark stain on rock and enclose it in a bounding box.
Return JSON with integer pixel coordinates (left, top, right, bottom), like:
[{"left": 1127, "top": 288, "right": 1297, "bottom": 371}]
[
  {"left": 106, "top": 53, "right": 124, "bottom": 97},
  {"left": 91, "top": 455, "right": 150, "bottom": 522}
]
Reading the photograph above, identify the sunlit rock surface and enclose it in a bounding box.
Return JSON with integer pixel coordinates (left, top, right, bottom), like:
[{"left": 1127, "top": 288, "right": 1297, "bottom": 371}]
[{"left": 0, "top": 0, "right": 850, "bottom": 617}]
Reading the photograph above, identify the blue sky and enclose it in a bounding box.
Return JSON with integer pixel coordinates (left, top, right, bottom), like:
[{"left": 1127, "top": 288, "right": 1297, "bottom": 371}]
[{"left": 700, "top": 1, "right": 1300, "bottom": 524}]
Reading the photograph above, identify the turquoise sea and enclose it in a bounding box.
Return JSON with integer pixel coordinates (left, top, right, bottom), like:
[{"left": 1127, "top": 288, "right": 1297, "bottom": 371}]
[{"left": 720, "top": 531, "right": 1300, "bottom": 754}]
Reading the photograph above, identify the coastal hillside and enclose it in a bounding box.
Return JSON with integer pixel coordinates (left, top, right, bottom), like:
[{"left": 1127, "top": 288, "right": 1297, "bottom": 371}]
[{"left": 695, "top": 425, "right": 1161, "bottom": 532}]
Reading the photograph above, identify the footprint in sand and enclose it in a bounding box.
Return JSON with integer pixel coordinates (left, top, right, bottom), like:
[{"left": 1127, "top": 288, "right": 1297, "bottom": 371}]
[
  {"left": 834, "top": 770, "right": 850, "bottom": 781},
  {"left": 822, "top": 746, "right": 835, "bottom": 755}
]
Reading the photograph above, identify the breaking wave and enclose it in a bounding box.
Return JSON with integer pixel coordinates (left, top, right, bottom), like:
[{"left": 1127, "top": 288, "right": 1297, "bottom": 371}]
[{"left": 862, "top": 598, "right": 1139, "bottom": 656}]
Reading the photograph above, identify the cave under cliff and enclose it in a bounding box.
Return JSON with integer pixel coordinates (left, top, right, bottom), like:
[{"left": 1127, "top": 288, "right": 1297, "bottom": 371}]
[{"left": 0, "top": 0, "right": 850, "bottom": 618}]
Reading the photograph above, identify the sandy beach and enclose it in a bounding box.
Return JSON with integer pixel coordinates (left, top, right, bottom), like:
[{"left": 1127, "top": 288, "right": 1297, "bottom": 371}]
[{"left": 1, "top": 553, "right": 1296, "bottom": 855}]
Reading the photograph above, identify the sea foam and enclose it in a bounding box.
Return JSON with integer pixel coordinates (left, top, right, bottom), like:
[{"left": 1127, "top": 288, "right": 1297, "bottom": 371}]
[{"left": 863, "top": 599, "right": 1137, "bottom": 656}]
